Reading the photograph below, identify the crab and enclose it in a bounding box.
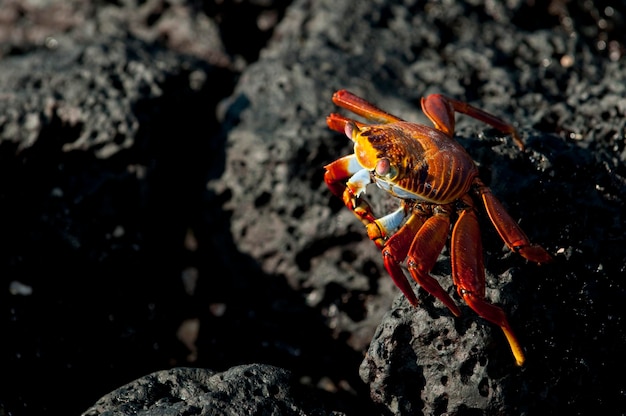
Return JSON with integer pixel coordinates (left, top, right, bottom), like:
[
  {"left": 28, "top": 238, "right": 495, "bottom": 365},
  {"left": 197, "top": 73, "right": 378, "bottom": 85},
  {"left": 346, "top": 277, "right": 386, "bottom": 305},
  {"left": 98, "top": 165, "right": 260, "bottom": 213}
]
[{"left": 323, "top": 89, "right": 552, "bottom": 366}]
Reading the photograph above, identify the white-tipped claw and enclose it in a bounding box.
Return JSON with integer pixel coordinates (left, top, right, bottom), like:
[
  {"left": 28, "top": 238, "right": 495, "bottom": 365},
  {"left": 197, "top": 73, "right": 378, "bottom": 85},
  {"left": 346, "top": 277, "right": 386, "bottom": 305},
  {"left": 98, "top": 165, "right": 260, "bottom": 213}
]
[
  {"left": 375, "top": 206, "right": 408, "bottom": 235},
  {"left": 346, "top": 168, "right": 371, "bottom": 197}
]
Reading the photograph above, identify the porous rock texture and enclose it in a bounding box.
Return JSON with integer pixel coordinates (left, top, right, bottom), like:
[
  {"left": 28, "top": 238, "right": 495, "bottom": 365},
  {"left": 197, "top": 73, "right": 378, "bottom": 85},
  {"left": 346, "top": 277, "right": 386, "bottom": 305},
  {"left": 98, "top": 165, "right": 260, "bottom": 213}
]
[
  {"left": 81, "top": 364, "right": 341, "bottom": 416},
  {"left": 1, "top": 1, "right": 625, "bottom": 416}
]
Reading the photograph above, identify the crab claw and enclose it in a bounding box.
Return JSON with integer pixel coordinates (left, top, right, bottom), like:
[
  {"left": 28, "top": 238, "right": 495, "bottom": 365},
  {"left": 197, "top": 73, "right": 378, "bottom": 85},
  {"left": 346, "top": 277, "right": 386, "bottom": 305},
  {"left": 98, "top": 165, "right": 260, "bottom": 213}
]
[{"left": 346, "top": 169, "right": 371, "bottom": 198}]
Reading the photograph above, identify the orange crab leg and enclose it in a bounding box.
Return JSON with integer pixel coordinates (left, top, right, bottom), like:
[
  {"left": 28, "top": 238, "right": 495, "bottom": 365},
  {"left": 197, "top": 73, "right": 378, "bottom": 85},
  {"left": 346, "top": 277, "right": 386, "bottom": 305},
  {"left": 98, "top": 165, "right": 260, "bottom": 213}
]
[
  {"left": 451, "top": 197, "right": 525, "bottom": 366},
  {"left": 327, "top": 113, "right": 369, "bottom": 136},
  {"left": 473, "top": 178, "right": 552, "bottom": 264},
  {"left": 421, "top": 94, "right": 525, "bottom": 150},
  {"left": 331, "top": 89, "right": 403, "bottom": 124},
  {"left": 406, "top": 208, "right": 462, "bottom": 316}
]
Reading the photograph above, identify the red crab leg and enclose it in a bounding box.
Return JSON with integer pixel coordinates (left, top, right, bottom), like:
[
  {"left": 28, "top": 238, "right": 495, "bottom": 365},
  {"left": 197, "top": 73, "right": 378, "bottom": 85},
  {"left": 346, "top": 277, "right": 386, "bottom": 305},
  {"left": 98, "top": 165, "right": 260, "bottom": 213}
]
[
  {"left": 451, "top": 197, "right": 526, "bottom": 366},
  {"left": 380, "top": 212, "right": 425, "bottom": 307},
  {"left": 406, "top": 208, "right": 462, "bottom": 316},
  {"left": 473, "top": 178, "right": 552, "bottom": 264},
  {"left": 421, "top": 94, "right": 525, "bottom": 150},
  {"left": 331, "top": 89, "right": 403, "bottom": 124}
]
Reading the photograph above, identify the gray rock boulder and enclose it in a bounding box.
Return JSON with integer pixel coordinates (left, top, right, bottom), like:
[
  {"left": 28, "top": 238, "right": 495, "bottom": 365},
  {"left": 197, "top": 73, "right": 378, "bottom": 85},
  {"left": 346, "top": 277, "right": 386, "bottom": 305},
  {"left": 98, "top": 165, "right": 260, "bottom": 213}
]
[{"left": 82, "top": 364, "right": 343, "bottom": 416}]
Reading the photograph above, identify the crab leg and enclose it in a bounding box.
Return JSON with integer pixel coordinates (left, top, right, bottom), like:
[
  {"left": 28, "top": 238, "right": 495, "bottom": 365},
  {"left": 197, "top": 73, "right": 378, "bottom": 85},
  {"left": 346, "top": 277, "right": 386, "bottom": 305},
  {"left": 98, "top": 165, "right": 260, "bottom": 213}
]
[
  {"left": 451, "top": 197, "right": 525, "bottom": 366},
  {"left": 327, "top": 113, "right": 369, "bottom": 135},
  {"left": 406, "top": 207, "right": 462, "bottom": 316},
  {"left": 473, "top": 178, "right": 552, "bottom": 264},
  {"left": 331, "top": 90, "right": 403, "bottom": 124},
  {"left": 380, "top": 212, "right": 425, "bottom": 306},
  {"left": 421, "top": 94, "right": 525, "bottom": 150}
]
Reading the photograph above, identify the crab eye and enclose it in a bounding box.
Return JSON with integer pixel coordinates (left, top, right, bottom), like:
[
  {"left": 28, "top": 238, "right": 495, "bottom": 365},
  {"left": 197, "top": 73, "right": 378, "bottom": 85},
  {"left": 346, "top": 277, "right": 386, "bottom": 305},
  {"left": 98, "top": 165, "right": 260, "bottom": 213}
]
[
  {"left": 344, "top": 121, "right": 358, "bottom": 140},
  {"left": 375, "top": 158, "right": 390, "bottom": 176},
  {"left": 375, "top": 158, "right": 396, "bottom": 178}
]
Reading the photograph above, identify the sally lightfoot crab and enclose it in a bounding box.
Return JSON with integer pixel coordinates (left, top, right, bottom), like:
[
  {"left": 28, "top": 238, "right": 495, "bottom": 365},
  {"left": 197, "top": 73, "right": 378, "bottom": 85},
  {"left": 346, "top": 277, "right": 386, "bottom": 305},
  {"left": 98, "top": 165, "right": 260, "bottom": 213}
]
[{"left": 324, "top": 89, "right": 552, "bottom": 366}]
